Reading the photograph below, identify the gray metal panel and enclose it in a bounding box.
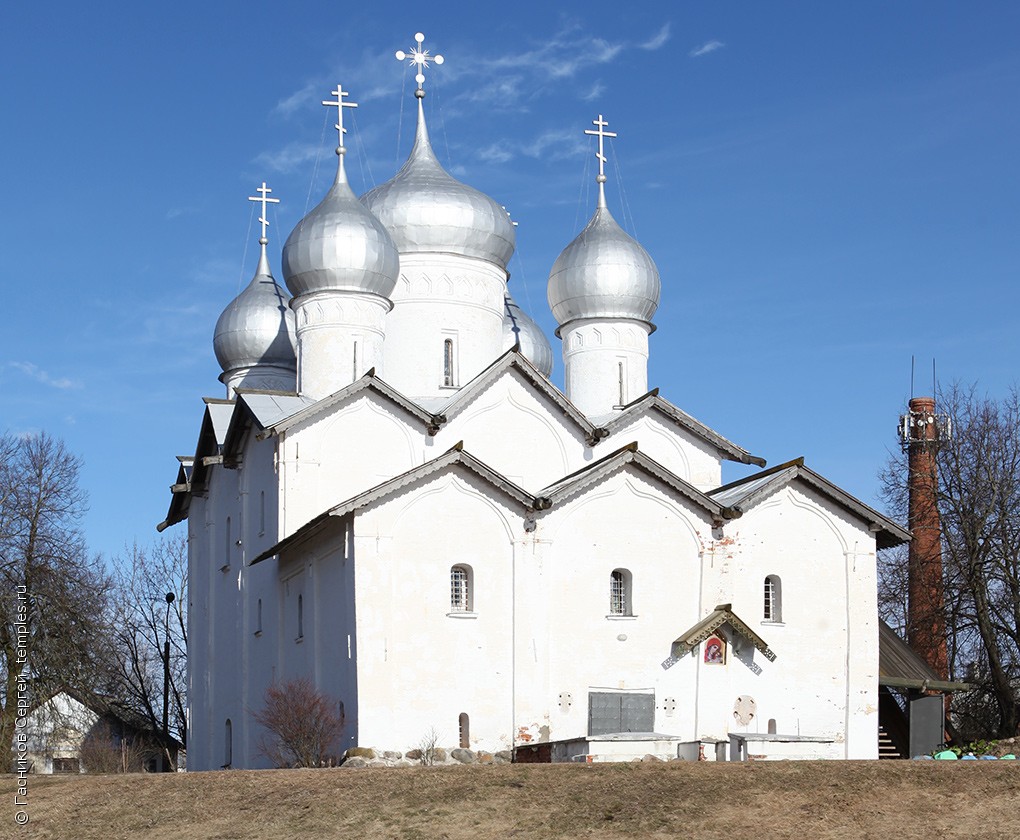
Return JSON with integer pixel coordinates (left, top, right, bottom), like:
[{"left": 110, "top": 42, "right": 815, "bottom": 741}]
[
  {"left": 909, "top": 694, "right": 945, "bottom": 757},
  {"left": 587, "top": 692, "right": 654, "bottom": 736}
]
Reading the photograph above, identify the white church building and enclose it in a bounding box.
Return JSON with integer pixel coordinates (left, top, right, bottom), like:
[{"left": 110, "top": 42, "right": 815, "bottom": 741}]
[{"left": 161, "top": 35, "right": 908, "bottom": 769}]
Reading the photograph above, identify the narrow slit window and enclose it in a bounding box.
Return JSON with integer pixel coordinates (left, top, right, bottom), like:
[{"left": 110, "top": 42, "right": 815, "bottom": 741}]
[
  {"left": 297, "top": 593, "right": 304, "bottom": 639},
  {"left": 259, "top": 491, "right": 265, "bottom": 536},
  {"left": 256, "top": 598, "right": 262, "bottom": 635},
  {"left": 443, "top": 339, "right": 455, "bottom": 387},
  {"left": 617, "top": 361, "right": 625, "bottom": 406},
  {"left": 352, "top": 339, "right": 359, "bottom": 381},
  {"left": 224, "top": 719, "right": 232, "bottom": 767},
  {"left": 450, "top": 565, "right": 471, "bottom": 612},
  {"left": 459, "top": 713, "right": 470, "bottom": 748}
]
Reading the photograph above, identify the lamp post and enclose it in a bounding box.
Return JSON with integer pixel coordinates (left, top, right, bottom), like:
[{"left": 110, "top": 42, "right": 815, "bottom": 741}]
[{"left": 162, "top": 592, "right": 175, "bottom": 763}]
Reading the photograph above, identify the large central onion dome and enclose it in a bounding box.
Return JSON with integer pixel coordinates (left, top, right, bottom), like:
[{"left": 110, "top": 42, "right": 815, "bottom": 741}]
[
  {"left": 361, "top": 100, "right": 516, "bottom": 270},
  {"left": 214, "top": 248, "right": 297, "bottom": 376},
  {"left": 282, "top": 161, "right": 399, "bottom": 300},
  {"left": 547, "top": 203, "right": 660, "bottom": 329},
  {"left": 503, "top": 292, "right": 553, "bottom": 377}
]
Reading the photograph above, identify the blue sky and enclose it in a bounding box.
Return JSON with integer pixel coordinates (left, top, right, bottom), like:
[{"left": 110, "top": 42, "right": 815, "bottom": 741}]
[{"left": 3, "top": 2, "right": 1019, "bottom": 563}]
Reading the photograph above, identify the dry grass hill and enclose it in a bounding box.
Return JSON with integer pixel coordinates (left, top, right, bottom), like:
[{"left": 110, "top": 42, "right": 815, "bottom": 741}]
[{"left": 4, "top": 761, "right": 1020, "bottom": 839}]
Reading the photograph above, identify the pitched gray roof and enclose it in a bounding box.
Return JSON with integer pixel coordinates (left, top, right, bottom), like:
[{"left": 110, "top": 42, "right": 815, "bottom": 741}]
[
  {"left": 264, "top": 369, "right": 440, "bottom": 435},
  {"left": 709, "top": 457, "right": 911, "bottom": 549},
  {"left": 597, "top": 390, "right": 765, "bottom": 465},
  {"left": 879, "top": 620, "right": 970, "bottom": 692},
  {"left": 251, "top": 443, "right": 539, "bottom": 565},
  {"left": 538, "top": 442, "right": 736, "bottom": 525},
  {"left": 437, "top": 349, "right": 604, "bottom": 443}
]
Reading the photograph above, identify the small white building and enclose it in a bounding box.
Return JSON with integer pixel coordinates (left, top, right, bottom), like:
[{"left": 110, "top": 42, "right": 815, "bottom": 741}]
[{"left": 162, "top": 39, "right": 907, "bottom": 770}]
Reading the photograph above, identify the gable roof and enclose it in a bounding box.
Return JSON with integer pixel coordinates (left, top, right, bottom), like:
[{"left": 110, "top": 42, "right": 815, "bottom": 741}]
[
  {"left": 251, "top": 443, "right": 539, "bottom": 565},
  {"left": 664, "top": 603, "right": 777, "bottom": 666},
  {"left": 538, "top": 442, "right": 738, "bottom": 526},
  {"left": 157, "top": 399, "right": 234, "bottom": 532},
  {"left": 709, "top": 457, "right": 911, "bottom": 549},
  {"left": 263, "top": 369, "right": 441, "bottom": 436},
  {"left": 223, "top": 390, "right": 314, "bottom": 450},
  {"left": 438, "top": 349, "right": 607, "bottom": 444},
  {"left": 879, "top": 620, "right": 970, "bottom": 693},
  {"left": 597, "top": 390, "right": 765, "bottom": 466}
]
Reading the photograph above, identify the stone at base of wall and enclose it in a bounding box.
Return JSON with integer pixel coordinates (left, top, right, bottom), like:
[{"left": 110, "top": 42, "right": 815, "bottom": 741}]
[{"left": 340, "top": 747, "right": 512, "bottom": 768}]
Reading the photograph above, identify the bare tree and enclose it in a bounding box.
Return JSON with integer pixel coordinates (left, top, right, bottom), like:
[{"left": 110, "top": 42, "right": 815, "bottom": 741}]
[
  {"left": 251, "top": 678, "right": 345, "bottom": 768},
  {"left": 0, "top": 433, "right": 112, "bottom": 770},
  {"left": 109, "top": 535, "right": 188, "bottom": 761},
  {"left": 880, "top": 384, "right": 1020, "bottom": 738}
]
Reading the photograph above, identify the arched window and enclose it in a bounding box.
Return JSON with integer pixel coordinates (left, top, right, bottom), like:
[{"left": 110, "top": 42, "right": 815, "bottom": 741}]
[
  {"left": 297, "top": 594, "right": 304, "bottom": 639},
  {"left": 459, "top": 713, "right": 470, "bottom": 748},
  {"left": 610, "top": 569, "right": 632, "bottom": 616},
  {"left": 764, "top": 575, "right": 782, "bottom": 622},
  {"left": 443, "top": 339, "right": 455, "bottom": 387},
  {"left": 450, "top": 565, "right": 472, "bottom": 612},
  {"left": 768, "top": 718, "right": 777, "bottom": 735},
  {"left": 224, "top": 719, "right": 232, "bottom": 767}
]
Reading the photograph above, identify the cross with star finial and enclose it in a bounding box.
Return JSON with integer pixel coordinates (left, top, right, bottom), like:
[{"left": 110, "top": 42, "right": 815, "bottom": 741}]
[
  {"left": 322, "top": 84, "right": 358, "bottom": 153},
  {"left": 395, "top": 32, "right": 444, "bottom": 97},
  {"left": 248, "top": 182, "right": 280, "bottom": 245},
  {"left": 584, "top": 114, "right": 617, "bottom": 184}
]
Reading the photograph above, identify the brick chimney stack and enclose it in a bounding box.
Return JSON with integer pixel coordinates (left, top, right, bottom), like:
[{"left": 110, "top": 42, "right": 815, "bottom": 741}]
[{"left": 904, "top": 396, "right": 949, "bottom": 680}]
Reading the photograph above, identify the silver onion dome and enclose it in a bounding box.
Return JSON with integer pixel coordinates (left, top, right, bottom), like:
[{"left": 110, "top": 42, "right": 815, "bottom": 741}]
[
  {"left": 214, "top": 249, "right": 297, "bottom": 375},
  {"left": 547, "top": 203, "right": 660, "bottom": 328},
  {"left": 361, "top": 99, "right": 516, "bottom": 269},
  {"left": 503, "top": 292, "right": 553, "bottom": 377},
  {"left": 282, "top": 165, "right": 399, "bottom": 300}
]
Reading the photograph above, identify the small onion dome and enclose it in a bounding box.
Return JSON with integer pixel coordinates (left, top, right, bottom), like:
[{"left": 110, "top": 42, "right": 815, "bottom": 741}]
[
  {"left": 361, "top": 99, "right": 515, "bottom": 270},
  {"left": 282, "top": 162, "right": 399, "bottom": 300},
  {"left": 503, "top": 292, "right": 553, "bottom": 377},
  {"left": 547, "top": 204, "right": 660, "bottom": 328},
  {"left": 214, "top": 249, "right": 297, "bottom": 375}
]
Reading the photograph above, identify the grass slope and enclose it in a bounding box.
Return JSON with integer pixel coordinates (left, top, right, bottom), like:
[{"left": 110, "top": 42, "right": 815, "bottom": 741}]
[{"left": 4, "top": 761, "right": 1020, "bottom": 839}]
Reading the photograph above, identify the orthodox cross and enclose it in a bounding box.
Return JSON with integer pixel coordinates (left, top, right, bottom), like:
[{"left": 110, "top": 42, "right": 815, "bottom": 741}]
[
  {"left": 248, "top": 182, "right": 280, "bottom": 245},
  {"left": 395, "top": 32, "right": 444, "bottom": 95},
  {"left": 584, "top": 114, "right": 617, "bottom": 184},
  {"left": 322, "top": 84, "right": 358, "bottom": 152}
]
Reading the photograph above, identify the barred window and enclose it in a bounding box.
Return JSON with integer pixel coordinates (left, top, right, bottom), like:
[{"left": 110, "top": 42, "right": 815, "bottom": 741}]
[
  {"left": 610, "top": 569, "right": 632, "bottom": 616},
  {"left": 451, "top": 565, "right": 471, "bottom": 612},
  {"left": 443, "top": 339, "right": 456, "bottom": 387},
  {"left": 764, "top": 575, "right": 782, "bottom": 622}
]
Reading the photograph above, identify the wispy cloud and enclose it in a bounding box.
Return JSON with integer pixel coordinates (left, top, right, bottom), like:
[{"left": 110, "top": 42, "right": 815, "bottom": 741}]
[
  {"left": 522, "top": 129, "right": 587, "bottom": 161},
  {"left": 477, "top": 142, "right": 515, "bottom": 164},
  {"left": 9, "top": 362, "right": 82, "bottom": 390},
  {"left": 641, "top": 22, "right": 672, "bottom": 51},
  {"left": 254, "top": 142, "right": 325, "bottom": 174},
  {"left": 690, "top": 40, "right": 725, "bottom": 58},
  {"left": 274, "top": 82, "right": 320, "bottom": 117},
  {"left": 583, "top": 82, "right": 606, "bottom": 102}
]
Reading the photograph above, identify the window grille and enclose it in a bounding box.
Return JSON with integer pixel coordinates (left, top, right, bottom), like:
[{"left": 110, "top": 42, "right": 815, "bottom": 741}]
[
  {"left": 450, "top": 566, "right": 470, "bottom": 612},
  {"left": 459, "top": 713, "right": 470, "bottom": 748},
  {"left": 443, "top": 339, "right": 455, "bottom": 387},
  {"left": 764, "top": 575, "right": 781, "bottom": 622},
  {"left": 610, "top": 569, "right": 628, "bottom": 615}
]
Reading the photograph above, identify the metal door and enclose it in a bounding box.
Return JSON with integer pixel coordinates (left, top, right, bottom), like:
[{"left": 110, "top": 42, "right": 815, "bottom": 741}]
[{"left": 588, "top": 691, "right": 654, "bottom": 735}]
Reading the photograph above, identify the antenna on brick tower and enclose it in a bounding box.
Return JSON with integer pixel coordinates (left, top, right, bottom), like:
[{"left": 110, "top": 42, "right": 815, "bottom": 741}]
[{"left": 897, "top": 361, "right": 950, "bottom": 681}]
